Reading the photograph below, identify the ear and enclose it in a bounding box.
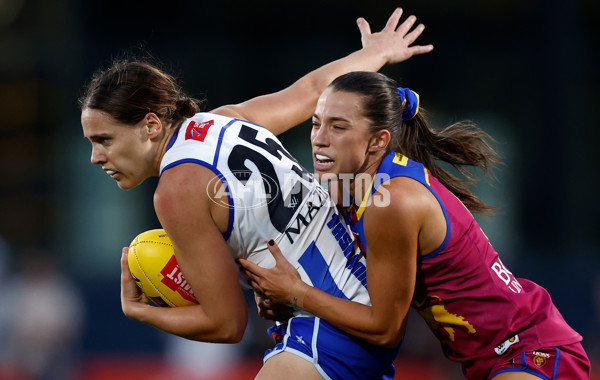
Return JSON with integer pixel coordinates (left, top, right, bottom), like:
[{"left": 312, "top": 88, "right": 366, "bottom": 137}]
[
  {"left": 368, "top": 129, "right": 390, "bottom": 153},
  {"left": 144, "top": 112, "right": 163, "bottom": 139}
]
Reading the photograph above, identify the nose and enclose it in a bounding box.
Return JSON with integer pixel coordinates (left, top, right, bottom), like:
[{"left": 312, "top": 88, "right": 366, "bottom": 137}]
[
  {"left": 90, "top": 145, "right": 107, "bottom": 165},
  {"left": 311, "top": 125, "right": 329, "bottom": 147}
]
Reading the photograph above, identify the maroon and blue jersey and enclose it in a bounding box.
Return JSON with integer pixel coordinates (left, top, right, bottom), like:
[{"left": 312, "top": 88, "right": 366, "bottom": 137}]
[{"left": 346, "top": 151, "right": 582, "bottom": 379}]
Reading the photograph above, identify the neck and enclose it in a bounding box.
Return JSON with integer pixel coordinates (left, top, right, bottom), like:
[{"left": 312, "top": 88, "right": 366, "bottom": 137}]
[
  {"left": 335, "top": 150, "right": 387, "bottom": 210},
  {"left": 152, "top": 121, "right": 179, "bottom": 176}
]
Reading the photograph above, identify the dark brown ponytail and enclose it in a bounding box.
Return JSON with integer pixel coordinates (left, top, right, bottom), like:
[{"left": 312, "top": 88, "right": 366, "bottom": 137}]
[
  {"left": 329, "top": 71, "right": 499, "bottom": 214},
  {"left": 399, "top": 112, "right": 498, "bottom": 214}
]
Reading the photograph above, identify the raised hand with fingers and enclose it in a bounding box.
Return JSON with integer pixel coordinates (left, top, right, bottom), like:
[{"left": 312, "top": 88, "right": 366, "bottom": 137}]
[{"left": 359, "top": 7, "right": 434, "bottom": 65}]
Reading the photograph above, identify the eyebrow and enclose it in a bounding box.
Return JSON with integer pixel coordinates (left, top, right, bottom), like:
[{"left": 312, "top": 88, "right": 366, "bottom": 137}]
[
  {"left": 84, "top": 133, "right": 111, "bottom": 141},
  {"left": 312, "top": 114, "right": 351, "bottom": 123}
]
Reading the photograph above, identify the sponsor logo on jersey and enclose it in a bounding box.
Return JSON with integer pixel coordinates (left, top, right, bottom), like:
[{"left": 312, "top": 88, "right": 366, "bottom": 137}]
[
  {"left": 491, "top": 258, "right": 523, "bottom": 293},
  {"left": 284, "top": 187, "right": 329, "bottom": 244},
  {"left": 327, "top": 212, "right": 354, "bottom": 255},
  {"left": 160, "top": 255, "right": 199, "bottom": 304},
  {"left": 494, "top": 334, "right": 520, "bottom": 355},
  {"left": 185, "top": 120, "right": 214, "bottom": 142}
]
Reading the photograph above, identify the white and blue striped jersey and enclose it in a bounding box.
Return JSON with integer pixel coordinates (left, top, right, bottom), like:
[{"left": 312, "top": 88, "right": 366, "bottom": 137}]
[{"left": 159, "top": 113, "right": 370, "bottom": 316}]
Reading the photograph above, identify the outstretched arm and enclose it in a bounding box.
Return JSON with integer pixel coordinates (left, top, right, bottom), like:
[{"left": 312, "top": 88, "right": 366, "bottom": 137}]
[{"left": 213, "top": 8, "right": 433, "bottom": 135}]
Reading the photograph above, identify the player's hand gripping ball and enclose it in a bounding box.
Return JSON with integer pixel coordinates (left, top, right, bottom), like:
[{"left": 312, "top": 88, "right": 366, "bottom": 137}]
[{"left": 128, "top": 229, "right": 199, "bottom": 307}]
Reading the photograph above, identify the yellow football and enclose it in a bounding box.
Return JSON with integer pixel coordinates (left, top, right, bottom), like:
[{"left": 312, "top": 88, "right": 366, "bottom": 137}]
[{"left": 128, "top": 229, "right": 199, "bottom": 307}]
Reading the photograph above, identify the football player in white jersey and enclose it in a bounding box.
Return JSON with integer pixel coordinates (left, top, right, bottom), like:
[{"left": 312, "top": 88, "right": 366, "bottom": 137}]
[{"left": 80, "top": 8, "right": 433, "bottom": 379}]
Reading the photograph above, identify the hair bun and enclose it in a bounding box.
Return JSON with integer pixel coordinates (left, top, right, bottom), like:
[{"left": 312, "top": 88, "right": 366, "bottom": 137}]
[{"left": 175, "top": 98, "right": 199, "bottom": 118}]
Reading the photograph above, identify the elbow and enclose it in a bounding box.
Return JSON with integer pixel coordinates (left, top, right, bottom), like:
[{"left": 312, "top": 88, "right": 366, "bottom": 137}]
[
  {"left": 211, "top": 331, "right": 244, "bottom": 344},
  {"left": 369, "top": 331, "right": 405, "bottom": 348},
  {"left": 187, "top": 317, "right": 247, "bottom": 344},
  {"left": 222, "top": 319, "right": 247, "bottom": 343},
  {"left": 214, "top": 317, "right": 248, "bottom": 343},
  {"left": 364, "top": 318, "right": 407, "bottom": 348}
]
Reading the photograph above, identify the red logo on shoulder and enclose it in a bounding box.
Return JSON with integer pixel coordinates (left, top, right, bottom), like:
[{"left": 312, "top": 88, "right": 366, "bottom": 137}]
[{"left": 185, "top": 120, "right": 214, "bottom": 142}]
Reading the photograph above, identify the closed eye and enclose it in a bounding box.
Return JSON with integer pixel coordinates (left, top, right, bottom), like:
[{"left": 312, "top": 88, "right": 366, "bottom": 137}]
[{"left": 90, "top": 136, "right": 111, "bottom": 145}]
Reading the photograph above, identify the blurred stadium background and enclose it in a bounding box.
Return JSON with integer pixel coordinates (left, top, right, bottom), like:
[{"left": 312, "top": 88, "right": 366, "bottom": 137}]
[{"left": 0, "top": 0, "right": 598, "bottom": 379}]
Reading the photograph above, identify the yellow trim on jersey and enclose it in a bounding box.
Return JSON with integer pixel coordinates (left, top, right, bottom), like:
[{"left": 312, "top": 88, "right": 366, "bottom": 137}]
[
  {"left": 393, "top": 152, "right": 408, "bottom": 166},
  {"left": 355, "top": 174, "right": 376, "bottom": 220},
  {"left": 424, "top": 167, "right": 431, "bottom": 186}
]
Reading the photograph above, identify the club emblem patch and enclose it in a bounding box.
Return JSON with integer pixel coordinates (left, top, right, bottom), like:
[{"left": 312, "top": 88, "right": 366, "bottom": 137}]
[
  {"left": 533, "top": 351, "right": 549, "bottom": 367},
  {"left": 185, "top": 120, "right": 214, "bottom": 142}
]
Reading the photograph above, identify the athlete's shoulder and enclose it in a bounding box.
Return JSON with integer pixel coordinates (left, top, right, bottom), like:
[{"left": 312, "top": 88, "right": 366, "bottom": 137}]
[
  {"left": 368, "top": 153, "right": 437, "bottom": 226},
  {"left": 375, "top": 176, "right": 431, "bottom": 214},
  {"left": 160, "top": 113, "right": 230, "bottom": 175},
  {"left": 371, "top": 151, "right": 430, "bottom": 192},
  {"left": 362, "top": 177, "right": 424, "bottom": 255},
  {"left": 154, "top": 159, "right": 215, "bottom": 219},
  {"left": 182, "top": 112, "right": 237, "bottom": 132},
  {"left": 379, "top": 151, "right": 425, "bottom": 174}
]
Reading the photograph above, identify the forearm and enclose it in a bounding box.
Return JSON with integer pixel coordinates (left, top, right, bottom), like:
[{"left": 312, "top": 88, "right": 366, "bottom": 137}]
[
  {"left": 294, "top": 45, "right": 389, "bottom": 98},
  {"left": 126, "top": 303, "right": 247, "bottom": 343},
  {"left": 149, "top": 174, "right": 250, "bottom": 343},
  {"left": 217, "top": 46, "right": 389, "bottom": 136},
  {"left": 214, "top": 9, "right": 432, "bottom": 135},
  {"left": 294, "top": 283, "right": 406, "bottom": 347},
  {"left": 269, "top": 47, "right": 389, "bottom": 131}
]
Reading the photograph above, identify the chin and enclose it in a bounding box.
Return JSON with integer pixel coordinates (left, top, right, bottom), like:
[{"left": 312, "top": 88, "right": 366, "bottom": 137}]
[{"left": 116, "top": 178, "right": 142, "bottom": 190}]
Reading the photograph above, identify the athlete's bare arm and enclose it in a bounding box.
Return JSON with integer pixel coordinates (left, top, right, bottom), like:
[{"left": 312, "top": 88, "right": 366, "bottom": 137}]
[
  {"left": 120, "top": 163, "right": 247, "bottom": 342},
  {"left": 240, "top": 179, "right": 431, "bottom": 347},
  {"left": 213, "top": 8, "right": 433, "bottom": 135}
]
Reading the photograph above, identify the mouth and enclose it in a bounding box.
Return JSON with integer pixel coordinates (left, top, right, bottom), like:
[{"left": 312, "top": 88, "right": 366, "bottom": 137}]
[
  {"left": 104, "top": 169, "right": 119, "bottom": 180},
  {"left": 313, "top": 153, "right": 334, "bottom": 172}
]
